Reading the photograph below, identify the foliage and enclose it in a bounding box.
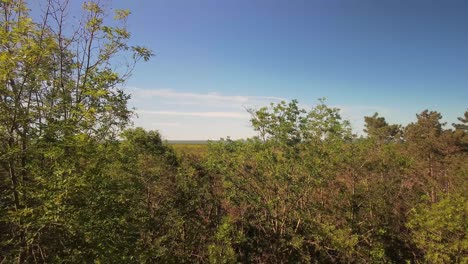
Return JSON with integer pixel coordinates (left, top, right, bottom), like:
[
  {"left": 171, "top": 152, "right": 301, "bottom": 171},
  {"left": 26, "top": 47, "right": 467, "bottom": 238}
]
[
  {"left": 408, "top": 194, "right": 468, "bottom": 263},
  {"left": 0, "top": 0, "right": 466, "bottom": 263},
  {"left": 364, "top": 112, "right": 402, "bottom": 142},
  {"left": 0, "top": 0, "right": 152, "bottom": 262}
]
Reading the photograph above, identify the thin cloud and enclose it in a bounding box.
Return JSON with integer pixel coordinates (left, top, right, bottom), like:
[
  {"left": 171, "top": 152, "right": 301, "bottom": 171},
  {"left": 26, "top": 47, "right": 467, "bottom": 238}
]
[
  {"left": 127, "top": 87, "right": 284, "bottom": 107},
  {"left": 149, "top": 122, "right": 182, "bottom": 127},
  {"left": 137, "top": 110, "right": 250, "bottom": 119}
]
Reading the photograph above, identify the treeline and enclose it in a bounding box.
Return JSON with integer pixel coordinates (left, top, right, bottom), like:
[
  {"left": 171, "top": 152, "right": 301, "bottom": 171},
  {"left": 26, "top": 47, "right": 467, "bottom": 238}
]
[
  {"left": 2, "top": 100, "right": 467, "bottom": 263},
  {"left": 1, "top": 0, "right": 467, "bottom": 263}
]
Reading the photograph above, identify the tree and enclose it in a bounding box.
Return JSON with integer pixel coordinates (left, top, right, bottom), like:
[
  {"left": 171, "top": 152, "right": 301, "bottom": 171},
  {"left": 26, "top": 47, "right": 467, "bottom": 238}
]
[
  {"left": 452, "top": 111, "right": 468, "bottom": 152},
  {"left": 404, "top": 110, "right": 447, "bottom": 203},
  {"left": 408, "top": 194, "right": 468, "bottom": 263},
  {"left": 453, "top": 110, "right": 468, "bottom": 132},
  {"left": 213, "top": 100, "right": 361, "bottom": 262},
  {"left": 248, "top": 99, "right": 306, "bottom": 144},
  {"left": 364, "top": 112, "right": 401, "bottom": 142},
  {"left": 248, "top": 98, "right": 352, "bottom": 145},
  {"left": 0, "top": 0, "right": 152, "bottom": 261}
]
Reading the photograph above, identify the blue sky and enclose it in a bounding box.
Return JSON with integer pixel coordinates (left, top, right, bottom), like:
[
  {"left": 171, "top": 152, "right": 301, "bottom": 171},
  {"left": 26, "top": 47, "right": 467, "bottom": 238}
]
[{"left": 35, "top": 0, "right": 468, "bottom": 139}]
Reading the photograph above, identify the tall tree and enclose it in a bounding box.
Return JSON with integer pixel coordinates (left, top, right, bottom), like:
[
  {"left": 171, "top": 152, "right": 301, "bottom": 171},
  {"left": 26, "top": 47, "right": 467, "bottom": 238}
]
[
  {"left": 404, "top": 110, "right": 447, "bottom": 203},
  {"left": 0, "top": 0, "right": 151, "bottom": 261}
]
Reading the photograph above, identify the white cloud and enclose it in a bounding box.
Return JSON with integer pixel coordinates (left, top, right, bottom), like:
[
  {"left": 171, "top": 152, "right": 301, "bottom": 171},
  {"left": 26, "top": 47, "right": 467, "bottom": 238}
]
[
  {"left": 126, "top": 87, "right": 278, "bottom": 140},
  {"left": 128, "top": 87, "right": 284, "bottom": 108},
  {"left": 136, "top": 110, "right": 250, "bottom": 119},
  {"left": 148, "top": 122, "right": 182, "bottom": 127}
]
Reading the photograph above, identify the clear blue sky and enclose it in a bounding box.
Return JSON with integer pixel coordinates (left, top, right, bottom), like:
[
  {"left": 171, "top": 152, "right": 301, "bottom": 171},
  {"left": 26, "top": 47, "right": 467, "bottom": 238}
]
[{"left": 35, "top": 0, "right": 468, "bottom": 139}]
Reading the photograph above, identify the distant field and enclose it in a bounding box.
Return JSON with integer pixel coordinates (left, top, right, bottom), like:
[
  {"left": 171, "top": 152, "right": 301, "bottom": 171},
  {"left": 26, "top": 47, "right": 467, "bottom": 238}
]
[
  {"left": 169, "top": 143, "right": 209, "bottom": 156},
  {"left": 167, "top": 140, "right": 209, "bottom": 145}
]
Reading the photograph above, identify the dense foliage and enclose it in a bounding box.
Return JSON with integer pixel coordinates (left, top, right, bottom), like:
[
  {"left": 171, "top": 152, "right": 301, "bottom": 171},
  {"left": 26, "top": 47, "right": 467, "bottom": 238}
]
[{"left": 1, "top": 0, "right": 467, "bottom": 263}]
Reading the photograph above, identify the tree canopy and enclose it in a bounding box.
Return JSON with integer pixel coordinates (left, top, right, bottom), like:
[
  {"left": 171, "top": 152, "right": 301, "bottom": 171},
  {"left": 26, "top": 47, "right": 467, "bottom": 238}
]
[{"left": 0, "top": 0, "right": 466, "bottom": 263}]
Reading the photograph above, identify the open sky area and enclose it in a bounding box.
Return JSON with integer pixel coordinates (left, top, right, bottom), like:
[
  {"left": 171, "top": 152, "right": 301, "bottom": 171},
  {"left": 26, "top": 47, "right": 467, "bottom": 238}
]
[{"left": 34, "top": 0, "right": 468, "bottom": 140}]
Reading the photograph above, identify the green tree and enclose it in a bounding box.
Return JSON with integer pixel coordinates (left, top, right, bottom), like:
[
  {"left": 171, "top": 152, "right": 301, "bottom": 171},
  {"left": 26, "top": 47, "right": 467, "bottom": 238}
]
[
  {"left": 248, "top": 99, "right": 306, "bottom": 144},
  {"left": 404, "top": 110, "right": 448, "bottom": 203},
  {"left": 453, "top": 111, "right": 468, "bottom": 153},
  {"left": 364, "top": 112, "right": 401, "bottom": 142},
  {"left": 248, "top": 98, "right": 352, "bottom": 145},
  {"left": 211, "top": 100, "right": 360, "bottom": 263},
  {"left": 0, "top": 0, "right": 151, "bottom": 261},
  {"left": 453, "top": 110, "right": 468, "bottom": 132},
  {"left": 408, "top": 194, "right": 468, "bottom": 263}
]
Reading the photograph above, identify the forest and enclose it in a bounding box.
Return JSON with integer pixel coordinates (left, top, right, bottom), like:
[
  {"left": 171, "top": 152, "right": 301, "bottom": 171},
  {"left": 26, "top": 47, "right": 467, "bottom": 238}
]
[{"left": 1, "top": 0, "right": 467, "bottom": 263}]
